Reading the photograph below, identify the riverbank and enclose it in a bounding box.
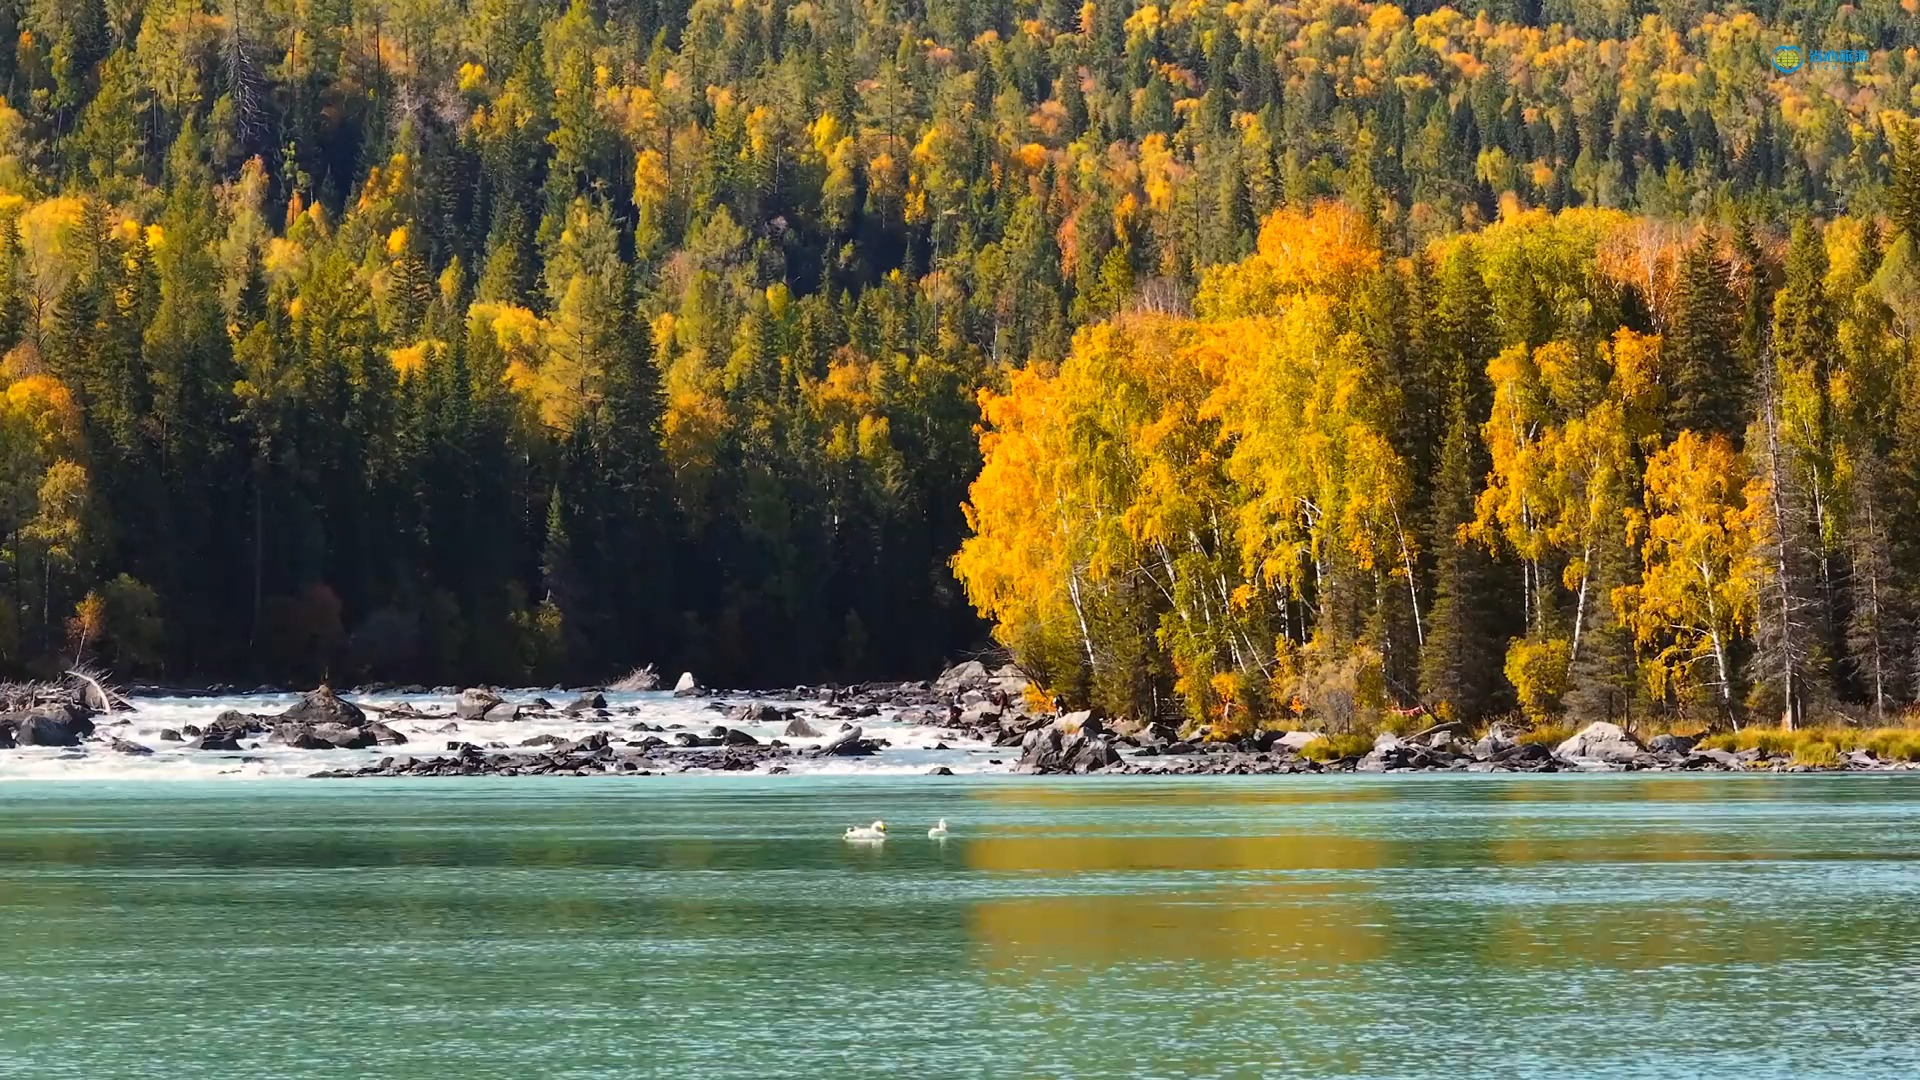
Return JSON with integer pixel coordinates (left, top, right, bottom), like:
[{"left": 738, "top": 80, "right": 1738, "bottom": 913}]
[{"left": 5, "top": 664, "right": 1919, "bottom": 781}]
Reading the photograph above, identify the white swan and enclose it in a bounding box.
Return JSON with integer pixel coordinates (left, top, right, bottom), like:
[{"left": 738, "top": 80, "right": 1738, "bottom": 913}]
[
  {"left": 927, "top": 819, "right": 949, "bottom": 839},
  {"left": 844, "top": 820, "right": 887, "bottom": 841}
]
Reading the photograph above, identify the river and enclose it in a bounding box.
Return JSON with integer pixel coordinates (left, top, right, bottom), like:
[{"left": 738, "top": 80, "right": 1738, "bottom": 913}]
[
  {"left": 2, "top": 774, "right": 1918, "bottom": 1077},
  {"left": 0, "top": 689, "right": 997, "bottom": 780}
]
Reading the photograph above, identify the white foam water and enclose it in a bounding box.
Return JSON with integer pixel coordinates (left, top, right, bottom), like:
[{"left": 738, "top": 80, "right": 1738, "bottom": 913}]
[{"left": 1, "top": 690, "right": 1014, "bottom": 781}]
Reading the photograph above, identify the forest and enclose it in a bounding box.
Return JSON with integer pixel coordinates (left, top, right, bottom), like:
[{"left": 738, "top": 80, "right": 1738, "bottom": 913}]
[{"left": 0, "top": 0, "right": 1910, "bottom": 719}]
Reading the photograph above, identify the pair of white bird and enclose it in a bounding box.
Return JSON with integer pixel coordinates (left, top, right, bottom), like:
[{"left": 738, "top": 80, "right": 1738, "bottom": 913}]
[{"left": 844, "top": 819, "right": 949, "bottom": 841}]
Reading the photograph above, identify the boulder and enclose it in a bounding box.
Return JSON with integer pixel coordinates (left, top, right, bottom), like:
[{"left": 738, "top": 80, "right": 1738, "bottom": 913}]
[
  {"left": 1473, "top": 726, "right": 1516, "bottom": 760},
  {"left": 1055, "top": 710, "right": 1099, "bottom": 735},
  {"left": 158, "top": 728, "right": 182, "bottom": 742},
  {"left": 1648, "top": 732, "right": 1700, "bottom": 754},
  {"left": 1686, "top": 748, "right": 1743, "bottom": 770},
  {"left": 1493, "top": 741, "right": 1552, "bottom": 765},
  {"left": 273, "top": 722, "right": 333, "bottom": 750},
  {"left": 455, "top": 688, "right": 503, "bottom": 720},
  {"left": 728, "top": 702, "right": 784, "bottom": 726},
  {"left": 210, "top": 710, "right": 266, "bottom": 737},
  {"left": 313, "top": 723, "right": 374, "bottom": 749},
  {"left": 782, "top": 716, "right": 822, "bottom": 738},
  {"left": 672, "top": 672, "right": 702, "bottom": 697},
  {"left": 189, "top": 728, "right": 244, "bottom": 751},
  {"left": 935, "top": 660, "right": 991, "bottom": 691},
  {"left": 1017, "top": 725, "right": 1122, "bottom": 774},
  {"left": 12, "top": 709, "right": 92, "bottom": 747},
  {"left": 1138, "top": 721, "right": 1183, "bottom": 746},
  {"left": 1554, "top": 721, "right": 1645, "bottom": 763},
  {"left": 519, "top": 733, "right": 566, "bottom": 748},
  {"left": 482, "top": 702, "right": 522, "bottom": 723},
  {"left": 561, "top": 732, "right": 611, "bottom": 754},
  {"left": 1269, "top": 731, "right": 1319, "bottom": 754},
  {"left": 720, "top": 728, "right": 760, "bottom": 747},
  {"left": 810, "top": 724, "right": 872, "bottom": 757},
  {"left": 957, "top": 705, "right": 1002, "bottom": 729},
  {"left": 276, "top": 686, "right": 367, "bottom": 728},
  {"left": 563, "top": 693, "right": 608, "bottom": 714},
  {"left": 107, "top": 737, "right": 153, "bottom": 756},
  {"left": 366, "top": 722, "right": 408, "bottom": 746},
  {"left": 1355, "top": 731, "right": 1408, "bottom": 772}
]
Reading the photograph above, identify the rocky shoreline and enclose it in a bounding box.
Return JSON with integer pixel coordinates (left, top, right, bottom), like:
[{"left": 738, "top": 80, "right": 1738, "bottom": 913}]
[{"left": 5, "top": 666, "right": 1917, "bottom": 778}]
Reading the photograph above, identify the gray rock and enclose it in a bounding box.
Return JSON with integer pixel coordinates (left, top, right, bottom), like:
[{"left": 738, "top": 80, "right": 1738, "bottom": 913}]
[
  {"left": 1473, "top": 727, "right": 1516, "bottom": 760},
  {"left": 1555, "top": 721, "right": 1646, "bottom": 763},
  {"left": 1273, "top": 731, "right": 1321, "bottom": 753},
  {"left": 672, "top": 672, "right": 702, "bottom": 697},
  {"left": 366, "top": 722, "right": 408, "bottom": 746},
  {"left": 158, "top": 728, "right": 182, "bottom": 742},
  {"left": 1017, "top": 725, "right": 1122, "bottom": 774},
  {"left": 276, "top": 686, "right": 367, "bottom": 727},
  {"left": 561, "top": 732, "right": 611, "bottom": 754},
  {"left": 455, "top": 688, "right": 502, "bottom": 720},
  {"left": 810, "top": 725, "right": 872, "bottom": 757},
  {"left": 1648, "top": 732, "right": 1699, "bottom": 754},
  {"left": 12, "top": 709, "right": 93, "bottom": 747},
  {"left": 782, "top": 716, "right": 821, "bottom": 738},
  {"left": 728, "top": 702, "right": 784, "bottom": 726},
  {"left": 935, "top": 660, "right": 991, "bottom": 690},
  {"left": 720, "top": 728, "right": 760, "bottom": 747},
  {"left": 107, "top": 736, "right": 153, "bottom": 755},
  {"left": 563, "top": 693, "right": 608, "bottom": 714},
  {"left": 189, "top": 728, "right": 244, "bottom": 751},
  {"left": 482, "top": 702, "right": 522, "bottom": 723},
  {"left": 313, "top": 723, "right": 374, "bottom": 749}
]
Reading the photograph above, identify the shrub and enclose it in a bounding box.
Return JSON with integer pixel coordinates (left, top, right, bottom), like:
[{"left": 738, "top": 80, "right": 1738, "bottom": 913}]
[
  {"left": 1791, "top": 740, "right": 1841, "bottom": 767},
  {"left": 1300, "top": 732, "right": 1375, "bottom": 762}
]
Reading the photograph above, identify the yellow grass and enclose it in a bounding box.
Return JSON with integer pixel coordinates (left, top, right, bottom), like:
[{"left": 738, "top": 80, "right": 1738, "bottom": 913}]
[{"left": 1694, "top": 725, "right": 1920, "bottom": 763}]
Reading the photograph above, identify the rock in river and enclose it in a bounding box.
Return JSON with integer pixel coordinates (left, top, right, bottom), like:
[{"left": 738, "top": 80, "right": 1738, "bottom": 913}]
[
  {"left": 728, "top": 702, "right": 784, "bottom": 726},
  {"left": 276, "top": 686, "right": 367, "bottom": 727},
  {"left": 455, "top": 688, "right": 503, "bottom": 720},
  {"left": 10, "top": 709, "right": 92, "bottom": 747}
]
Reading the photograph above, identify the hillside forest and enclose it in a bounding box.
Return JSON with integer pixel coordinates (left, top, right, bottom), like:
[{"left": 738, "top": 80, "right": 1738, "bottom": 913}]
[{"left": 0, "top": 0, "right": 1914, "bottom": 728}]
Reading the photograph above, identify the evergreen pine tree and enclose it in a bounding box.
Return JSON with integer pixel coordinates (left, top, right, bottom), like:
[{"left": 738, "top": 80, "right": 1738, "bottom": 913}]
[
  {"left": 1419, "top": 375, "right": 1503, "bottom": 722},
  {"left": 1666, "top": 233, "right": 1746, "bottom": 441}
]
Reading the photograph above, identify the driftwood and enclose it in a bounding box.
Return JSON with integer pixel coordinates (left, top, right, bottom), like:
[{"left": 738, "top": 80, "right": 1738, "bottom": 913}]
[
  {"left": 810, "top": 724, "right": 863, "bottom": 758},
  {"left": 608, "top": 664, "right": 660, "bottom": 692},
  {"left": 1403, "top": 720, "right": 1468, "bottom": 744},
  {"left": 65, "top": 669, "right": 136, "bottom": 713}
]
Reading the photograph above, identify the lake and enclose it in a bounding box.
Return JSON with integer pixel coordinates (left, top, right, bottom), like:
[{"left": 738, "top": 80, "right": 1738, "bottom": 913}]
[{"left": 2, "top": 775, "right": 1918, "bottom": 1078}]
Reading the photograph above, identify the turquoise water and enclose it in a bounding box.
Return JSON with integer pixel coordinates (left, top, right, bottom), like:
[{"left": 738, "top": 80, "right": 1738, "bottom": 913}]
[{"left": 3, "top": 775, "right": 1919, "bottom": 1078}]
